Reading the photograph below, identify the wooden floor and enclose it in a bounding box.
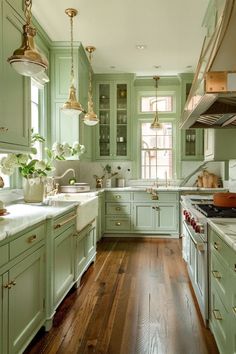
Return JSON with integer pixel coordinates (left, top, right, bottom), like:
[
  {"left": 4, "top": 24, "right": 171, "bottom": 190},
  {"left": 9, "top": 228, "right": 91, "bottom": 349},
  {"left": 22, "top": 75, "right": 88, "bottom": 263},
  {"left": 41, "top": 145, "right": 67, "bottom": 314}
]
[{"left": 25, "top": 238, "right": 219, "bottom": 354}]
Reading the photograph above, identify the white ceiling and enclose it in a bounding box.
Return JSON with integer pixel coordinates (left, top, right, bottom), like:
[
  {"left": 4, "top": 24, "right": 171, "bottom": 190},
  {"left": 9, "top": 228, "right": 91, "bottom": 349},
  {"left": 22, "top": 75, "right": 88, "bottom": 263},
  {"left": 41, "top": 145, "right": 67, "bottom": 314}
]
[{"left": 32, "top": 0, "right": 209, "bottom": 76}]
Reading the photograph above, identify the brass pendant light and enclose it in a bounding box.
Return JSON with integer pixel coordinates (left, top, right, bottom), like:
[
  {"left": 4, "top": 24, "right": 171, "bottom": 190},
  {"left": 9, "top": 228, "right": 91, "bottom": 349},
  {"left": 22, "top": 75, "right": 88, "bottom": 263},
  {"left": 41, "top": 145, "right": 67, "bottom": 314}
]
[
  {"left": 8, "top": 0, "right": 48, "bottom": 76},
  {"left": 83, "top": 46, "right": 99, "bottom": 126},
  {"left": 150, "top": 76, "right": 162, "bottom": 129},
  {"left": 61, "top": 8, "right": 84, "bottom": 116}
]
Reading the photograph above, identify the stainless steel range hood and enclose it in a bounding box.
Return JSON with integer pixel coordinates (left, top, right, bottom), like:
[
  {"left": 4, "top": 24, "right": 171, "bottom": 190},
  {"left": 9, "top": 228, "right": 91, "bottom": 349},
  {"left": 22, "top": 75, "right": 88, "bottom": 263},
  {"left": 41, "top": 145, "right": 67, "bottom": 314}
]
[{"left": 180, "top": 0, "right": 236, "bottom": 129}]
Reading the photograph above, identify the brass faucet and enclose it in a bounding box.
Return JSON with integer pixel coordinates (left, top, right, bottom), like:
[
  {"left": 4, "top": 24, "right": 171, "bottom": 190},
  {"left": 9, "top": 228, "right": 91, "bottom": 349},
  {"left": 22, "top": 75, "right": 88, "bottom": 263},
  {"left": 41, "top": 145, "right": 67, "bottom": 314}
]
[{"left": 47, "top": 169, "right": 76, "bottom": 195}]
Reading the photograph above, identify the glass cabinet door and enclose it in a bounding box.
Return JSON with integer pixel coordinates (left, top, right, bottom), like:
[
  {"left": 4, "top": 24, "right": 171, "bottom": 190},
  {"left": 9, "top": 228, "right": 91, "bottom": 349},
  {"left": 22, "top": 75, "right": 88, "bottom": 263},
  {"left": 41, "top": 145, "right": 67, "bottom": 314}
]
[
  {"left": 116, "top": 84, "right": 127, "bottom": 156},
  {"left": 99, "top": 84, "right": 110, "bottom": 157}
]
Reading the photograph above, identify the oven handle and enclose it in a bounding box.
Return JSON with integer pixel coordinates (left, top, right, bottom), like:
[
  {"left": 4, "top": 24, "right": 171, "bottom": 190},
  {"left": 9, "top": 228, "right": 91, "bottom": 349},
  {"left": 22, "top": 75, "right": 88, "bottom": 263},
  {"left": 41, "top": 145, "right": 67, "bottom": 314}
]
[{"left": 183, "top": 221, "right": 206, "bottom": 252}]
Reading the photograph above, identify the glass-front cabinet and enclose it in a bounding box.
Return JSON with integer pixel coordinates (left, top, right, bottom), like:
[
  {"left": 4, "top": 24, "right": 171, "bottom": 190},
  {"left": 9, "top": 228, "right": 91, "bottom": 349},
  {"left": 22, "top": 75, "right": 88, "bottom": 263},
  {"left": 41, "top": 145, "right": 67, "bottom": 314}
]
[{"left": 95, "top": 75, "right": 132, "bottom": 160}]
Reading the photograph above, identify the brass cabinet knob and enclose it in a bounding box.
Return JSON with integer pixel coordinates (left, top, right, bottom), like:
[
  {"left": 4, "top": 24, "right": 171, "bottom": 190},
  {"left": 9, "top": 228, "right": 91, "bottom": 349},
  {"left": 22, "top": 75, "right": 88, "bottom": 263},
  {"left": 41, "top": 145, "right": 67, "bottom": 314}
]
[
  {"left": 213, "top": 309, "right": 222, "bottom": 320},
  {"left": 155, "top": 206, "right": 159, "bottom": 211},
  {"left": 152, "top": 206, "right": 155, "bottom": 210},
  {"left": 0, "top": 127, "right": 8, "bottom": 133},
  {"left": 116, "top": 207, "right": 121, "bottom": 211},
  {"left": 115, "top": 222, "right": 121, "bottom": 226},
  {"left": 4, "top": 283, "right": 12, "bottom": 289},
  {"left": 10, "top": 280, "right": 16, "bottom": 286},
  {"left": 27, "top": 234, "right": 37, "bottom": 243},
  {"left": 115, "top": 195, "right": 121, "bottom": 199},
  {"left": 214, "top": 242, "right": 219, "bottom": 250},
  {"left": 212, "top": 270, "right": 221, "bottom": 279},
  {"left": 233, "top": 307, "right": 236, "bottom": 314}
]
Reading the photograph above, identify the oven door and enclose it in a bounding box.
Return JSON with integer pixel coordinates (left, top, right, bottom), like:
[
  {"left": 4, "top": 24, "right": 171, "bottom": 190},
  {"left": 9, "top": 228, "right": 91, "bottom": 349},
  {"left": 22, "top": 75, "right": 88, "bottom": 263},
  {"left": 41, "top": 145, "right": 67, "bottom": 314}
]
[{"left": 183, "top": 221, "right": 208, "bottom": 324}]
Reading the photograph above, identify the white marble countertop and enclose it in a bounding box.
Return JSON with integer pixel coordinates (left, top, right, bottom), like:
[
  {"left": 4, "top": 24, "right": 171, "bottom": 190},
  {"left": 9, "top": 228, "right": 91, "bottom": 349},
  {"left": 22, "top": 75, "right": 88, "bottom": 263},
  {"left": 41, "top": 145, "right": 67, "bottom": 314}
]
[
  {"left": 0, "top": 200, "right": 79, "bottom": 242},
  {"left": 207, "top": 218, "right": 236, "bottom": 252},
  {"left": 92, "top": 186, "right": 227, "bottom": 193}
]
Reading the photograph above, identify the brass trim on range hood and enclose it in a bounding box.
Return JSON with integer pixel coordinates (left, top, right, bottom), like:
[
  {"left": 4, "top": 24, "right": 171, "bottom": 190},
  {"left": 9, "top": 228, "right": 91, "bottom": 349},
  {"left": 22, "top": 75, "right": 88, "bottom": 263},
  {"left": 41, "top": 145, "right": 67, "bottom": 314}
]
[{"left": 180, "top": 0, "right": 236, "bottom": 129}]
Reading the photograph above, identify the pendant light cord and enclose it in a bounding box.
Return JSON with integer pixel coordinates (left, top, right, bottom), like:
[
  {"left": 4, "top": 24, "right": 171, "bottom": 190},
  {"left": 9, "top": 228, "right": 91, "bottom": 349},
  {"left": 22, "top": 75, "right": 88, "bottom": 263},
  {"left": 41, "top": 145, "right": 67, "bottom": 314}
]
[
  {"left": 88, "top": 51, "right": 93, "bottom": 112},
  {"left": 70, "top": 15, "right": 74, "bottom": 85}
]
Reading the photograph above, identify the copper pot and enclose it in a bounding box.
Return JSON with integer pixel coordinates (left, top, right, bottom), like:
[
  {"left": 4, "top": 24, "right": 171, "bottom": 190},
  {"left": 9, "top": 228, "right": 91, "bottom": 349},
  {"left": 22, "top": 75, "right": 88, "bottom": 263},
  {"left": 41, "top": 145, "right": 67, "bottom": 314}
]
[{"left": 213, "top": 192, "right": 236, "bottom": 207}]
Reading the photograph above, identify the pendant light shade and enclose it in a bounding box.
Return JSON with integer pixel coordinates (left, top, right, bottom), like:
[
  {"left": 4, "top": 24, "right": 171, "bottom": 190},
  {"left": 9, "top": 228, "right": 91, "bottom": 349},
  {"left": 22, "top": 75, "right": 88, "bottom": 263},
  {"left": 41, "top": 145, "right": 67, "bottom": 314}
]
[
  {"left": 61, "top": 8, "right": 84, "bottom": 116},
  {"left": 83, "top": 46, "right": 99, "bottom": 126},
  {"left": 150, "top": 76, "right": 162, "bottom": 129},
  {"left": 8, "top": 0, "right": 48, "bottom": 76}
]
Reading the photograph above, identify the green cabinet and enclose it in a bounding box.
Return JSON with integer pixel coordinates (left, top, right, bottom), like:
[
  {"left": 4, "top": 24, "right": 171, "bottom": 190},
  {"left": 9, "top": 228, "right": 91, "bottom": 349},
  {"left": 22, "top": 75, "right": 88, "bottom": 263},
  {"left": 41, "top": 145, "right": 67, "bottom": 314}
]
[
  {"left": 74, "top": 219, "right": 96, "bottom": 286},
  {"left": 104, "top": 190, "right": 179, "bottom": 236},
  {"left": 53, "top": 224, "right": 74, "bottom": 308},
  {"left": 50, "top": 45, "right": 92, "bottom": 160},
  {"left": 204, "top": 128, "right": 236, "bottom": 161},
  {"left": 0, "top": 221, "right": 46, "bottom": 354},
  {"left": 209, "top": 227, "right": 236, "bottom": 354},
  {"left": 179, "top": 73, "right": 203, "bottom": 161},
  {"left": 8, "top": 248, "right": 45, "bottom": 354},
  {"left": 94, "top": 74, "right": 133, "bottom": 160},
  {"left": 0, "top": 1, "right": 30, "bottom": 152},
  {"left": 97, "top": 191, "right": 105, "bottom": 241}
]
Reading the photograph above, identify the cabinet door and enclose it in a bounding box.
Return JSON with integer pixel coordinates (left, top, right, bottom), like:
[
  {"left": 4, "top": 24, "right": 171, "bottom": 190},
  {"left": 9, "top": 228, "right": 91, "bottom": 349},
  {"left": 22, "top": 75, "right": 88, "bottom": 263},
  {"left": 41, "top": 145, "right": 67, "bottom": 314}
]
[
  {"left": 188, "top": 236, "right": 196, "bottom": 280},
  {"left": 182, "top": 129, "right": 203, "bottom": 161},
  {"left": 0, "top": 275, "right": 3, "bottom": 354},
  {"left": 133, "top": 203, "right": 155, "bottom": 231},
  {"left": 156, "top": 204, "right": 177, "bottom": 231},
  {"left": 1, "top": 2, "right": 30, "bottom": 151},
  {"left": 86, "top": 224, "right": 96, "bottom": 261},
  {"left": 8, "top": 247, "right": 45, "bottom": 354},
  {"left": 96, "top": 83, "right": 112, "bottom": 158},
  {"left": 204, "top": 129, "right": 215, "bottom": 160},
  {"left": 54, "top": 225, "right": 74, "bottom": 307},
  {"left": 116, "top": 83, "right": 128, "bottom": 157},
  {"left": 75, "top": 230, "right": 87, "bottom": 281}
]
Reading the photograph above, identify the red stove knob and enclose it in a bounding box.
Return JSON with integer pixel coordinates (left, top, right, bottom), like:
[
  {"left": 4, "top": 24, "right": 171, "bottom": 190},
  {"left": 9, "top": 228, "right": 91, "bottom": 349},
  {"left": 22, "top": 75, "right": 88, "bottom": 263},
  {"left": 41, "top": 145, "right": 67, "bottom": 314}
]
[
  {"left": 191, "top": 218, "right": 195, "bottom": 227},
  {"left": 183, "top": 210, "right": 186, "bottom": 215},
  {"left": 195, "top": 223, "right": 204, "bottom": 234}
]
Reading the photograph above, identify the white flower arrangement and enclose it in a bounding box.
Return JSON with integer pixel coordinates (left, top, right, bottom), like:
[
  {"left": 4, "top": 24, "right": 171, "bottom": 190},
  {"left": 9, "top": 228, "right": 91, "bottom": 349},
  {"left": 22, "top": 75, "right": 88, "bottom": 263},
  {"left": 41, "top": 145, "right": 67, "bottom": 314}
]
[
  {"left": 46, "top": 141, "right": 85, "bottom": 160},
  {"left": 0, "top": 133, "right": 86, "bottom": 179}
]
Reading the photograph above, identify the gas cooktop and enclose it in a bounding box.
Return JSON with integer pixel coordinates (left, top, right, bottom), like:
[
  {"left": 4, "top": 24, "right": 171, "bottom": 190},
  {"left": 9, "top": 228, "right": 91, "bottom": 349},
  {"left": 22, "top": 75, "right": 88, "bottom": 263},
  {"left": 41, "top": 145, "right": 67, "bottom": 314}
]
[{"left": 195, "top": 204, "right": 236, "bottom": 218}]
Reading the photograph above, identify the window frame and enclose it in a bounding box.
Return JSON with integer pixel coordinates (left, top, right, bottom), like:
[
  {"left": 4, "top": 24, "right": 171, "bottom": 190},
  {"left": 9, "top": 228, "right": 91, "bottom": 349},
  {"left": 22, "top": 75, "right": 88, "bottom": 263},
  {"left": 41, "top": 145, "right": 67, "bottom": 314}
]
[{"left": 137, "top": 90, "right": 176, "bottom": 115}]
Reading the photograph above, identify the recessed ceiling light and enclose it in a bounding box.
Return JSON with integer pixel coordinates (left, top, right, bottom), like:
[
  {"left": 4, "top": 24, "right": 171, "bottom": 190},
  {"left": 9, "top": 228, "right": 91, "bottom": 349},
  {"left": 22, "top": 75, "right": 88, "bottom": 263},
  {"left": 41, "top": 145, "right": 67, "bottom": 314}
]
[
  {"left": 110, "top": 65, "right": 116, "bottom": 69},
  {"left": 154, "top": 65, "right": 161, "bottom": 69},
  {"left": 186, "top": 65, "right": 192, "bottom": 68},
  {"left": 136, "top": 44, "right": 147, "bottom": 50}
]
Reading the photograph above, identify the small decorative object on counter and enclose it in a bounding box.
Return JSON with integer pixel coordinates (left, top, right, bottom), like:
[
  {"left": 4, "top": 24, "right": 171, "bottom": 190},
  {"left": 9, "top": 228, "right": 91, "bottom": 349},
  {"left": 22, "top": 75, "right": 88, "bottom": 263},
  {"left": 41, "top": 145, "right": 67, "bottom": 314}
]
[
  {"left": 0, "top": 176, "right": 4, "bottom": 188},
  {"left": 196, "top": 170, "right": 219, "bottom": 188},
  {"left": 23, "top": 177, "right": 46, "bottom": 203},
  {"left": 94, "top": 175, "right": 105, "bottom": 188},
  {"left": 116, "top": 178, "right": 125, "bottom": 187}
]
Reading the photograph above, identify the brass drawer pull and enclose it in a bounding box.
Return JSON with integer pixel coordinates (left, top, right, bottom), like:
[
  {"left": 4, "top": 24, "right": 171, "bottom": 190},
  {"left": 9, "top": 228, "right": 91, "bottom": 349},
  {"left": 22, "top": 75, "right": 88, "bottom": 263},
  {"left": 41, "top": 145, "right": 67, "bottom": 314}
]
[
  {"left": 152, "top": 206, "right": 155, "bottom": 209},
  {"left": 151, "top": 195, "right": 158, "bottom": 200},
  {"left": 0, "top": 127, "right": 8, "bottom": 132},
  {"left": 9, "top": 280, "right": 16, "bottom": 286},
  {"left": 115, "top": 195, "right": 121, "bottom": 199},
  {"left": 155, "top": 206, "right": 159, "bottom": 211},
  {"left": 54, "top": 214, "right": 76, "bottom": 229},
  {"left": 213, "top": 309, "right": 222, "bottom": 320},
  {"left": 212, "top": 270, "right": 221, "bottom": 279},
  {"left": 233, "top": 307, "right": 236, "bottom": 314},
  {"left": 115, "top": 222, "right": 121, "bottom": 226},
  {"left": 27, "top": 234, "right": 37, "bottom": 243},
  {"left": 214, "top": 242, "right": 219, "bottom": 250},
  {"left": 116, "top": 207, "right": 121, "bottom": 211}
]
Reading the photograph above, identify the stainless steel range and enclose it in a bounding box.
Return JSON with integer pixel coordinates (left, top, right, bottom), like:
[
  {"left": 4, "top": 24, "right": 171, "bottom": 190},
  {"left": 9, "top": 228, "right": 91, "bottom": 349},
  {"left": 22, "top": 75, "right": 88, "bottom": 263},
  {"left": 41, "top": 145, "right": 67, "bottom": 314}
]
[{"left": 180, "top": 194, "right": 213, "bottom": 326}]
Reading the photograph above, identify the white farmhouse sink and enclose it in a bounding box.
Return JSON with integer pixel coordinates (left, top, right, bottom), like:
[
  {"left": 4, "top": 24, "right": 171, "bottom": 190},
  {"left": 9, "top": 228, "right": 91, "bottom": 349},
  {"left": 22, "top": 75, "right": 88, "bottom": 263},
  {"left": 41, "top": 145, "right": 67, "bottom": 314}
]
[{"left": 50, "top": 193, "right": 98, "bottom": 231}]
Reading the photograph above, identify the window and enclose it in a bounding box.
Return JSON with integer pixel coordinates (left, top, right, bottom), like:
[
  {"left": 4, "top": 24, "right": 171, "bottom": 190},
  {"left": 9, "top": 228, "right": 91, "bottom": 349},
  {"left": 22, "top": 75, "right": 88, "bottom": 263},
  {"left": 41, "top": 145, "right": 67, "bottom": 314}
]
[
  {"left": 31, "top": 80, "right": 42, "bottom": 159},
  {"left": 140, "top": 96, "right": 173, "bottom": 113},
  {"left": 141, "top": 122, "right": 173, "bottom": 180}
]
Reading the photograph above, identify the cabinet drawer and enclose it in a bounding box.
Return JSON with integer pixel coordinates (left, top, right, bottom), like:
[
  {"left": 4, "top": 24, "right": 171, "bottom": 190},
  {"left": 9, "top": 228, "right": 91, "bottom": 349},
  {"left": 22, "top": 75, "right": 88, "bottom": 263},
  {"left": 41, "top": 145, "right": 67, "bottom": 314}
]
[
  {"left": 106, "top": 202, "right": 131, "bottom": 215},
  {"left": 53, "top": 211, "right": 76, "bottom": 237},
  {"left": 105, "top": 192, "right": 131, "bottom": 202},
  {"left": 10, "top": 223, "right": 45, "bottom": 259},
  {"left": 211, "top": 229, "right": 236, "bottom": 271},
  {"left": 211, "top": 252, "right": 228, "bottom": 302},
  {"left": 133, "top": 191, "right": 178, "bottom": 203},
  {"left": 0, "top": 244, "right": 9, "bottom": 267},
  {"left": 105, "top": 217, "right": 131, "bottom": 231}
]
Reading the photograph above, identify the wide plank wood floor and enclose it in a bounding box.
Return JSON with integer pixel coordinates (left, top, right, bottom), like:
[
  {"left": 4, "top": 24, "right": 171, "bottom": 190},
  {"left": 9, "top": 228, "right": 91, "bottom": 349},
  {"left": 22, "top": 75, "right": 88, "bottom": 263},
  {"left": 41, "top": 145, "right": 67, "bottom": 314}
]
[{"left": 24, "top": 237, "right": 219, "bottom": 354}]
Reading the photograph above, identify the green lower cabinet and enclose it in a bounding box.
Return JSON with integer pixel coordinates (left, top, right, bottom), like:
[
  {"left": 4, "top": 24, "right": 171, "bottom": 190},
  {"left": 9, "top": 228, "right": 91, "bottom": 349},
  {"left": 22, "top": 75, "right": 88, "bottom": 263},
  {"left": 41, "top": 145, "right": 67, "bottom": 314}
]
[
  {"left": 97, "top": 192, "right": 105, "bottom": 241},
  {"left": 2, "top": 247, "right": 45, "bottom": 354},
  {"left": 209, "top": 226, "right": 236, "bottom": 354},
  {"left": 74, "top": 220, "right": 96, "bottom": 285},
  {"left": 53, "top": 224, "right": 74, "bottom": 308},
  {"left": 132, "top": 203, "right": 178, "bottom": 234}
]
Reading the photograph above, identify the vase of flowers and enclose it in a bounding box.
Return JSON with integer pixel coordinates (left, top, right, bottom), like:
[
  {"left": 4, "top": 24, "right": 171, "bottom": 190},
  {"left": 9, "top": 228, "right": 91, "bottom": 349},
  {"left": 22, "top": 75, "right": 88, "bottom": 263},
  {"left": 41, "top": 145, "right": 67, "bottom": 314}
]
[{"left": 0, "top": 132, "right": 85, "bottom": 203}]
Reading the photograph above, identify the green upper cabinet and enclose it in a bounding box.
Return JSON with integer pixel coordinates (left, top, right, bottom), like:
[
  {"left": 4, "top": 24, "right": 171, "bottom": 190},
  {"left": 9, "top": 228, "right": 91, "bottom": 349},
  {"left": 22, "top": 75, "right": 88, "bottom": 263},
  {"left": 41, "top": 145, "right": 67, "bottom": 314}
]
[
  {"left": 204, "top": 128, "right": 236, "bottom": 161},
  {"left": 0, "top": 1, "right": 31, "bottom": 153},
  {"left": 94, "top": 74, "right": 134, "bottom": 160},
  {"left": 50, "top": 44, "right": 92, "bottom": 160},
  {"left": 179, "top": 73, "right": 203, "bottom": 161}
]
